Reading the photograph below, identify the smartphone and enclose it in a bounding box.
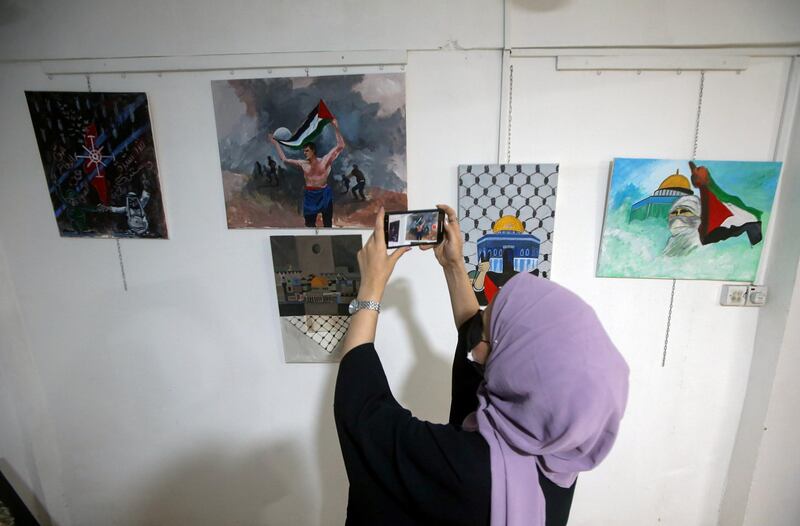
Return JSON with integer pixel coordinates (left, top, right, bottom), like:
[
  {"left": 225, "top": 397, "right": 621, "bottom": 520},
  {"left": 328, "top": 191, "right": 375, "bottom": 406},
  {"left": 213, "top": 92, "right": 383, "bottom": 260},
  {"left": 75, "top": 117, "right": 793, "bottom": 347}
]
[{"left": 384, "top": 208, "right": 445, "bottom": 248}]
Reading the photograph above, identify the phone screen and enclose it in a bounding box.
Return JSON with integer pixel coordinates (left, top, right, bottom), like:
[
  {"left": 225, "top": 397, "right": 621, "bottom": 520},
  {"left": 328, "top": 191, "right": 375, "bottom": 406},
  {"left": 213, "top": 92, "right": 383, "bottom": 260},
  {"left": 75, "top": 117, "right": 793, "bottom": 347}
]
[{"left": 385, "top": 209, "right": 444, "bottom": 248}]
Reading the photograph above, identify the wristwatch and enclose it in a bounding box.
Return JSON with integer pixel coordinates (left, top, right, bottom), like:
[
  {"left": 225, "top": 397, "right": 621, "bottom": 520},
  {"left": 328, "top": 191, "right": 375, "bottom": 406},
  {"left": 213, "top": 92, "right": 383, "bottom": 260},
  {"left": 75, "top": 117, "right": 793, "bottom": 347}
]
[{"left": 348, "top": 299, "right": 381, "bottom": 315}]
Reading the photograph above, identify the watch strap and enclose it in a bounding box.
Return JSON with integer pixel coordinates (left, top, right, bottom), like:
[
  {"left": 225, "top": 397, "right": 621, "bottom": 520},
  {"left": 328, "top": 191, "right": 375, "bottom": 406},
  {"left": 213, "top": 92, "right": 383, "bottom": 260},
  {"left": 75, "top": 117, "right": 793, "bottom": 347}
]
[{"left": 353, "top": 299, "right": 381, "bottom": 313}]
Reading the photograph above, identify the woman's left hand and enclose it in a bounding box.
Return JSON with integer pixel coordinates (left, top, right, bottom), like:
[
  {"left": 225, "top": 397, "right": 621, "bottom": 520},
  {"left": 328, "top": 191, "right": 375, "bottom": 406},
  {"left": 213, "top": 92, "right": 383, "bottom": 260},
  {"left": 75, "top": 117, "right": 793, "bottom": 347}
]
[{"left": 357, "top": 207, "right": 410, "bottom": 301}]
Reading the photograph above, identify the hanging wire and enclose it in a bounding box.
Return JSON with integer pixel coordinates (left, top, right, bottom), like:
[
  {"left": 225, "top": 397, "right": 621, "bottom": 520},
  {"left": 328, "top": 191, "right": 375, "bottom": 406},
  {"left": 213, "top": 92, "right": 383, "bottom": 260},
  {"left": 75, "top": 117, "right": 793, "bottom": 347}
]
[
  {"left": 691, "top": 71, "right": 706, "bottom": 162},
  {"left": 506, "top": 64, "right": 514, "bottom": 164},
  {"left": 116, "top": 239, "right": 129, "bottom": 291},
  {"left": 661, "top": 279, "right": 676, "bottom": 367},
  {"left": 86, "top": 73, "right": 130, "bottom": 292},
  {"left": 662, "top": 70, "right": 705, "bottom": 367}
]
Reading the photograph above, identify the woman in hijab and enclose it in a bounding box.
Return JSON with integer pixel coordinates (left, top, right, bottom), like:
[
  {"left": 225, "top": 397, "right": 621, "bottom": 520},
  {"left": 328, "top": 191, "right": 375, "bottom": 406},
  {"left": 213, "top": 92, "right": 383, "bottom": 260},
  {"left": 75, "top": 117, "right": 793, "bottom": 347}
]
[{"left": 334, "top": 205, "right": 629, "bottom": 526}]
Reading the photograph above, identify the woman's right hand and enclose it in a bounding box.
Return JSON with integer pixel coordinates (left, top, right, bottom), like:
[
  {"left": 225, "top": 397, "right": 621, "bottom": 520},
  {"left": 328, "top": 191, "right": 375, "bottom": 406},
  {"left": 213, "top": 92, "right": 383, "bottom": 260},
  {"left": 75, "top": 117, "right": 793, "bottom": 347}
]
[
  {"left": 424, "top": 204, "right": 479, "bottom": 327},
  {"left": 422, "top": 204, "right": 464, "bottom": 270}
]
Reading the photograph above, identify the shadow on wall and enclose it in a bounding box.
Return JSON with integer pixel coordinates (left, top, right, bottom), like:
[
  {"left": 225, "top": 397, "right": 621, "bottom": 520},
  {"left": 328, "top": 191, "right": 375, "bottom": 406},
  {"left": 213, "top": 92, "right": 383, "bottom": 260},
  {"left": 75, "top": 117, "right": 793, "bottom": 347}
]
[
  {"left": 511, "top": 0, "right": 571, "bottom": 13},
  {"left": 315, "top": 368, "right": 348, "bottom": 526},
  {"left": 88, "top": 276, "right": 318, "bottom": 525},
  {"left": 114, "top": 275, "right": 452, "bottom": 525},
  {"left": 0, "top": 1, "right": 30, "bottom": 27},
  {"left": 132, "top": 439, "right": 308, "bottom": 525},
  {"left": 385, "top": 279, "right": 452, "bottom": 423}
]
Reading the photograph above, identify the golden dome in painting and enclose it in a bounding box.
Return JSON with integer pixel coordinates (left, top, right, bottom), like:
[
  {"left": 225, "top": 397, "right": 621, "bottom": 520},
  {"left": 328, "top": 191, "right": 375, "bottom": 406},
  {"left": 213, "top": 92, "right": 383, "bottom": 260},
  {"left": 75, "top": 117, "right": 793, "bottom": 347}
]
[
  {"left": 492, "top": 215, "right": 525, "bottom": 233},
  {"left": 310, "top": 276, "right": 330, "bottom": 289},
  {"left": 657, "top": 170, "right": 691, "bottom": 192}
]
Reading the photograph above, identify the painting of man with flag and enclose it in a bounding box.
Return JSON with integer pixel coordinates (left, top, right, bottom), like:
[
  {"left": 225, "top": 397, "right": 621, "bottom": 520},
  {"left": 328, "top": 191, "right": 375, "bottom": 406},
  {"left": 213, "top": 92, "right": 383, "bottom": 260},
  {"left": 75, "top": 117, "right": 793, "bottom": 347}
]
[
  {"left": 268, "top": 100, "right": 344, "bottom": 227},
  {"left": 597, "top": 157, "right": 782, "bottom": 281},
  {"left": 211, "top": 73, "right": 407, "bottom": 228}
]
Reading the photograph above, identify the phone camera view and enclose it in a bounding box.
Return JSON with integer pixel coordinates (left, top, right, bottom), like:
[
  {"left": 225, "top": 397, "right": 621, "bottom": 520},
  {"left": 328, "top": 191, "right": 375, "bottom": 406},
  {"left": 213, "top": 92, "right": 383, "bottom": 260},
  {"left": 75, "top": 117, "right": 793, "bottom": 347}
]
[{"left": 386, "top": 210, "right": 440, "bottom": 248}]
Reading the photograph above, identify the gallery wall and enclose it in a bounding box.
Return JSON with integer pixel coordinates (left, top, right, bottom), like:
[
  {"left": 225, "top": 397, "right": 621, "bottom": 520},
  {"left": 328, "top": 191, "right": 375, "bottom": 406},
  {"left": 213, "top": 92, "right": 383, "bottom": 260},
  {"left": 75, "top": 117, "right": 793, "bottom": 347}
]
[
  {"left": 742, "top": 265, "right": 800, "bottom": 525},
  {"left": 3, "top": 0, "right": 800, "bottom": 61},
  {"left": 0, "top": 1, "right": 799, "bottom": 526},
  {"left": 508, "top": 55, "right": 795, "bottom": 525}
]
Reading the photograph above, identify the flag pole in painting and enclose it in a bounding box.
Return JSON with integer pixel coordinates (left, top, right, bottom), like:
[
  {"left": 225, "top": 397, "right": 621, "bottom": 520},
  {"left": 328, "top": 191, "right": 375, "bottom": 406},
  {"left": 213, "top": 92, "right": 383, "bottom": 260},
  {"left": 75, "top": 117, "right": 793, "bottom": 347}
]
[
  {"left": 689, "top": 161, "right": 763, "bottom": 246},
  {"left": 275, "top": 99, "right": 335, "bottom": 150}
]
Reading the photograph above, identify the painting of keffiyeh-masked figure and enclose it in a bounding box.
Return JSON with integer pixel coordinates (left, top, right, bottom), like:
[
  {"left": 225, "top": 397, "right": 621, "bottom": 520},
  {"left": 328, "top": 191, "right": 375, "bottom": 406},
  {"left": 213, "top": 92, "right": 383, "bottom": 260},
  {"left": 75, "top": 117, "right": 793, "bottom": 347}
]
[{"left": 597, "top": 158, "right": 782, "bottom": 281}]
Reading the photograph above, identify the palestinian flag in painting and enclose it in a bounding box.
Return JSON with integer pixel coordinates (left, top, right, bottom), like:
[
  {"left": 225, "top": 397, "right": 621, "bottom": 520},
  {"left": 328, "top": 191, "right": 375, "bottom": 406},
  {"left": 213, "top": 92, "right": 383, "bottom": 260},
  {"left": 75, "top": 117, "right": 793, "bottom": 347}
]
[
  {"left": 275, "top": 99, "right": 334, "bottom": 149},
  {"left": 689, "top": 161, "right": 763, "bottom": 246}
]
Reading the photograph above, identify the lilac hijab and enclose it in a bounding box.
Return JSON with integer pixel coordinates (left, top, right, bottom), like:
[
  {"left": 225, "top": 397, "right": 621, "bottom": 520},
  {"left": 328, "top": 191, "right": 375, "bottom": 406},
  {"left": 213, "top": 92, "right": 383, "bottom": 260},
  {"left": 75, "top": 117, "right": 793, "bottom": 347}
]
[{"left": 463, "top": 273, "right": 629, "bottom": 526}]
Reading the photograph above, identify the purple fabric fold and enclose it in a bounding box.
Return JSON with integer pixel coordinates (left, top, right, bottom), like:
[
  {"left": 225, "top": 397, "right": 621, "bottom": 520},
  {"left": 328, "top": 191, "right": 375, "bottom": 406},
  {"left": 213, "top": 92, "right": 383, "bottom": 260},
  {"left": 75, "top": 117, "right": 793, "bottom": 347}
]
[{"left": 463, "top": 273, "right": 629, "bottom": 526}]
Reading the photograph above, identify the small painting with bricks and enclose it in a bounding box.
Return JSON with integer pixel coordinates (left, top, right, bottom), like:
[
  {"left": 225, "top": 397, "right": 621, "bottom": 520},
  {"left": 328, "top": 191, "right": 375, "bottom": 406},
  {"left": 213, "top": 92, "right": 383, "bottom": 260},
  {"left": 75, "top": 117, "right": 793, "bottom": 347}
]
[
  {"left": 458, "top": 163, "right": 559, "bottom": 305},
  {"left": 270, "top": 234, "right": 362, "bottom": 362}
]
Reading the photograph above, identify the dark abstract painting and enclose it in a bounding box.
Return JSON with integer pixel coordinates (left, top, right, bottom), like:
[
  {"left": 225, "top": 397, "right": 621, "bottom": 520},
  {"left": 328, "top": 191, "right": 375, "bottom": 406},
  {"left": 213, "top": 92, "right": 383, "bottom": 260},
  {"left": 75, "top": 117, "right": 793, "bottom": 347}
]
[{"left": 26, "top": 91, "right": 168, "bottom": 239}]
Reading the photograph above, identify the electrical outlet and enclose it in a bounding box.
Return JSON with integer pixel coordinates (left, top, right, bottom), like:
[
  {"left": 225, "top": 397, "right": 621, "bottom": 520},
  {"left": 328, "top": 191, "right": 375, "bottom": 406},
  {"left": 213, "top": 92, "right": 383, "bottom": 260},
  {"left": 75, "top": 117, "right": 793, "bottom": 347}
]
[
  {"left": 746, "top": 286, "right": 768, "bottom": 306},
  {"left": 720, "top": 284, "right": 748, "bottom": 306}
]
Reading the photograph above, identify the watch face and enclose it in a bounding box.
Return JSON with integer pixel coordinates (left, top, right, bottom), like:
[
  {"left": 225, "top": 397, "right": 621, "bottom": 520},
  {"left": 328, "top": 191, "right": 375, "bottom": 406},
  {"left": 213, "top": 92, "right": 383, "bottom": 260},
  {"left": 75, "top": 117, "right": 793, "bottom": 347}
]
[{"left": 348, "top": 299, "right": 358, "bottom": 315}]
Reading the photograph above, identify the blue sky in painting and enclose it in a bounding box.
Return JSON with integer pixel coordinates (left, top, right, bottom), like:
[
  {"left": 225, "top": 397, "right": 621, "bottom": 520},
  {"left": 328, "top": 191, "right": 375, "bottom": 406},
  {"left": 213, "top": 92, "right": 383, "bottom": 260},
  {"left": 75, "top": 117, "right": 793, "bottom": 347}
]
[
  {"left": 598, "top": 157, "right": 782, "bottom": 280},
  {"left": 609, "top": 158, "right": 781, "bottom": 212}
]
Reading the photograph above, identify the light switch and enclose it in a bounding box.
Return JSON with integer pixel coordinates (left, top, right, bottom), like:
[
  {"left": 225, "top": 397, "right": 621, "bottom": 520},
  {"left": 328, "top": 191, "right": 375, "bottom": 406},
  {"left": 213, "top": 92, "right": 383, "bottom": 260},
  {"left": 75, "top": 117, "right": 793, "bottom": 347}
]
[{"left": 747, "top": 286, "right": 768, "bottom": 306}]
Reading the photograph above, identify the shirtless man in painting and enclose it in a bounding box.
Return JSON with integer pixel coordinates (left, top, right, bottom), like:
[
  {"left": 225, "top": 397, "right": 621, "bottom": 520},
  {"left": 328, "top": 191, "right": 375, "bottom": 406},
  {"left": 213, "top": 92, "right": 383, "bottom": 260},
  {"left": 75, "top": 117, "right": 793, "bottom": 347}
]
[{"left": 269, "top": 119, "right": 345, "bottom": 228}]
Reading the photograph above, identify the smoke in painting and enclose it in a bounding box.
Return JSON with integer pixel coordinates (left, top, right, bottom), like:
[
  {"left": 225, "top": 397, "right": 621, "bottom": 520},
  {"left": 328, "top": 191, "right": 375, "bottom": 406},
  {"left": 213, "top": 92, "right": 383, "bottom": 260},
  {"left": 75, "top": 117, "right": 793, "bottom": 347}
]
[
  {"left": 25, "top": 91, "right": 168, "bottom": 239},
  {"left": 271, "top": 234, "right": 362, "bottom": 362},
  {"left": 211, "top": 73, "right": 407, "bottom": 229},
  {"left": 597, "top": 158, "right": 782, "bottom": 281}
]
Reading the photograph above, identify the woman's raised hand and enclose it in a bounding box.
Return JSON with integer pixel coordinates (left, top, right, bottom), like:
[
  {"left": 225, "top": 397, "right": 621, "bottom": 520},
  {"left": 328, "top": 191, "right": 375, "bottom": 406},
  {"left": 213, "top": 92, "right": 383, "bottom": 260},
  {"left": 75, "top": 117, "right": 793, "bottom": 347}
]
[
  {"left": 421, "top": 204, "right": 464, "bottom": 270},
  {"left": 357, "top": 207, "right": 410, "bottom": 301}
]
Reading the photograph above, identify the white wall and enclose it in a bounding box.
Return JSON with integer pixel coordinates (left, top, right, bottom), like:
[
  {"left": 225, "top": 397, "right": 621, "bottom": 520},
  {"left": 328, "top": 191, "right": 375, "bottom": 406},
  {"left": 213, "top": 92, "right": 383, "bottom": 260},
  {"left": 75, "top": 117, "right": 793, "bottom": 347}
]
[
  {"left": 719, "top": 57, "right": 800, "bottom": 526},
  {"left": 0, "top": 237, "right": 68, "bottom": 524},
  {"left": 742, "top": 263, "right": 800, "bottom": 525},
  {"left": 1, "top": 1, "right": 799, "bottom": 525},
  {"left": 0, "top": 50, "right": 502, "bottom": 525},
  {"left": 507, "top": 0, "right": 800, "bottom": 48},
  {"left": 0, "top": 0, "right": 503, "bottom": 61},
  {"left": 507, "top": 56, "right": 792, "bottom": 526},
  {"left": 2, "top": 0, "right": 799, "bottom": 62}
]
